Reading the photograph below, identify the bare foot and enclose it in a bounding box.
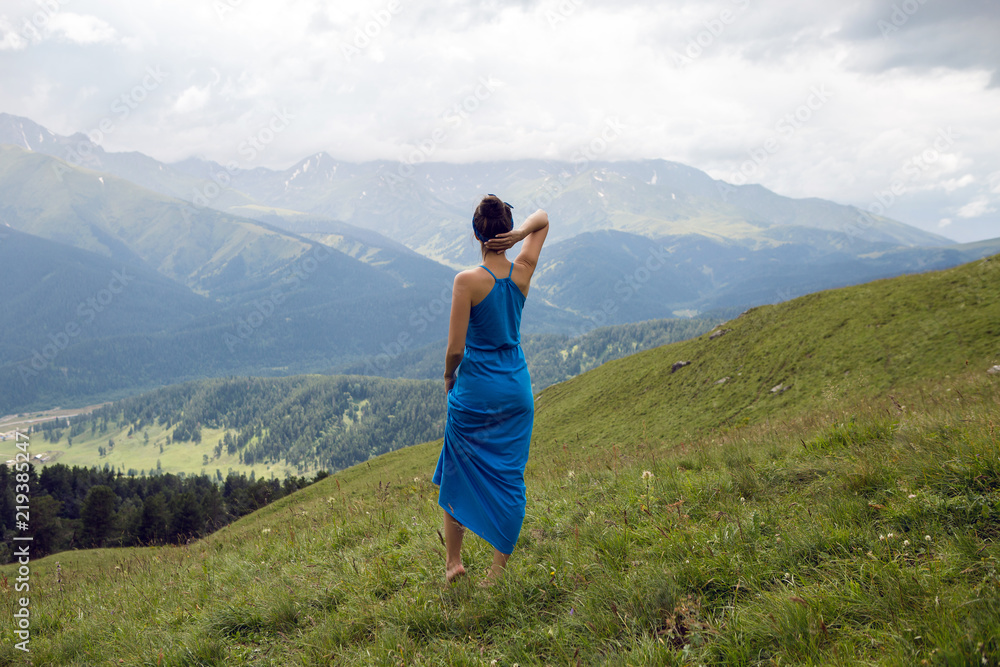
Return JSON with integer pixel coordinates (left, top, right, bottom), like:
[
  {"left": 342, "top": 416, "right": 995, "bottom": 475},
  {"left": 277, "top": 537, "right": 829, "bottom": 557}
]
[
  {"left": 446, "top": 562, "right": 467, "bottom": 583},
  {"left": 479, "top": 564, "right": 503, "bottom": 588}
]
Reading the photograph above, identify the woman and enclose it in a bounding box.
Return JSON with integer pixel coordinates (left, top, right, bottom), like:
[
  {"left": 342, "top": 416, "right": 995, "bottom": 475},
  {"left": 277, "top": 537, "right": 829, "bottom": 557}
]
[{"left": 432, "top": 194, "right": 549, "bottom": 584}]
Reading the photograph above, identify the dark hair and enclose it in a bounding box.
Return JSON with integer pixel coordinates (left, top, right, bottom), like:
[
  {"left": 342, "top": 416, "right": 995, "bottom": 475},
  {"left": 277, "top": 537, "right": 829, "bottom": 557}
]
[{"left": 472, "top": 195, "right": 513, "bottom": 246}]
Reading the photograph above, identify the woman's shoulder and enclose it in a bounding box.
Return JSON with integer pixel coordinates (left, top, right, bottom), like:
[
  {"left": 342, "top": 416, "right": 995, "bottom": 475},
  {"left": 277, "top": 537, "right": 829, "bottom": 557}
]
[
  {"left": 455, "top": 266, "right": 496, "bottom": 303},
  {"left": 455, "top": 267, "right": 489, "bottom": 284}
]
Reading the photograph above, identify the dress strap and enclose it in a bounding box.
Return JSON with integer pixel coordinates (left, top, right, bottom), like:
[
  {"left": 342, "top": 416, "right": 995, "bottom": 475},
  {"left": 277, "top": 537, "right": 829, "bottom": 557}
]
[
  {"left": 479, "top": 265, "right": 499, "bottom": 280},
  {"left": 506, "top": 262, "right": 514, "bottom": 279}
]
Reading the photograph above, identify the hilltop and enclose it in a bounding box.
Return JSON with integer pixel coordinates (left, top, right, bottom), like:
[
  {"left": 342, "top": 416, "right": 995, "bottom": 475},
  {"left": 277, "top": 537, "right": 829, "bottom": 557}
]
[{"left": 1, "top": 255, "right": 998, "bottom": 664}]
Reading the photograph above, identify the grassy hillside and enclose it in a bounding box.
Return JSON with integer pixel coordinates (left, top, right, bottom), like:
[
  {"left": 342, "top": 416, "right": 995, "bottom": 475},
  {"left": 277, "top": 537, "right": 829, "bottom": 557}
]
[
  {"left": 529, "top": 251, "right": 998, "bottom": 451},
  {"left": 1, "top": 256, "right": 998, "bottom": 665}
]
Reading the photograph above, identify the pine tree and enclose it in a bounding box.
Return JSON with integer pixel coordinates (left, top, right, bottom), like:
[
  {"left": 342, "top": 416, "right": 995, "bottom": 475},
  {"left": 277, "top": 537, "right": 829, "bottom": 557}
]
[{"left": 81, "top": 485, "right": 117, "bottom": 548}]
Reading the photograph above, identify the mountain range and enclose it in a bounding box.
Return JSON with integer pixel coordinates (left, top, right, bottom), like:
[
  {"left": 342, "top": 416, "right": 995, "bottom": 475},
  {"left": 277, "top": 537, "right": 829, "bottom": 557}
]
[{"left": 2, "top": 111, "right": 998, "bottom": 412}]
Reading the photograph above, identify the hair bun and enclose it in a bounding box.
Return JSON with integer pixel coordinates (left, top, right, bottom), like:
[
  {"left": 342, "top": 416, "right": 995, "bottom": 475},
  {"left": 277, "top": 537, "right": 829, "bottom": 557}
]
[
  {"left": 472, "top": 194, "right": 513, "bottom": 246},
  {"left": 480, "top": 195, "right": 507, "bottom": 218}
]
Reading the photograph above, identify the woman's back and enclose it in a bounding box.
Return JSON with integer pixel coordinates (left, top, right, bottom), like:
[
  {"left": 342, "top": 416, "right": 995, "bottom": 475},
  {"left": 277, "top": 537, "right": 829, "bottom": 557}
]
[
  {"left": 466, "top": 263, "right": 525, "bottom": 352},
  {"left": 436, "top": 200, "right": 548, "bottom": 581}
]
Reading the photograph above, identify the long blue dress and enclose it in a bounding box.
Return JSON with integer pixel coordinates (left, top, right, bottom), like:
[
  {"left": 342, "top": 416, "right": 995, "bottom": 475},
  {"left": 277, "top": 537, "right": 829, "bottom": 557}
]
[{"left": 432, "top": 263, "right": 534, "bottom": 555}]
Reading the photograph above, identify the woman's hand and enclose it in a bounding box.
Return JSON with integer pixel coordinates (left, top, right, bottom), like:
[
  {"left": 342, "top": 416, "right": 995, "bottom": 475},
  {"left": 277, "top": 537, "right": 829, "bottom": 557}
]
[
  {"left": 445, "top": 374, "right": 456, "bottom": 393},
  {"left": 484, "top": 228, "right": 526, "bottom": 253}
]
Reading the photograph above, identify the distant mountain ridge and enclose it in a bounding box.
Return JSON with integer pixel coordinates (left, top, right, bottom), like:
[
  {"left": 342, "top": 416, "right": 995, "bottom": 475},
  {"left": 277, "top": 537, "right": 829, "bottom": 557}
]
[
  {"left": 0, "top": 112, "right": 950, "bottom": 260},
  {"left": 3, "top": 111, "right": 999, "bottom": 413}
]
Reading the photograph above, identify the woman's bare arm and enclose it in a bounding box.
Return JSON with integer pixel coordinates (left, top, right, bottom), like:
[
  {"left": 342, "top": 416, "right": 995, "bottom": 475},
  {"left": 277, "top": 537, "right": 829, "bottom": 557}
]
[
  {"left": 444, "top": 272, "right": 473, "bottom": 391},
  {"left": 484, "top": 209, "right": 549, "bottom": 273}
]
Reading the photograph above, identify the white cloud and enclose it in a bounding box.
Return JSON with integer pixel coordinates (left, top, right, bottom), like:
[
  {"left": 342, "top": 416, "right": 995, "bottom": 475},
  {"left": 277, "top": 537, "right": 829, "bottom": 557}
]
[
  {"left": 46, "top": 13, "right": 118, "bottom": 45},
  {"left": 1, "top": 0, "right": 999, "bottom": 242},
  {"left": 0, "top": 17, "right": 28, "bottom": 50},
  {"left": 989, "top": 171, "right": 1000, "bottom": 194},
  {"left": 956, "top": 198, "right": 996, "bottom": 219},
  {"left": 940, "top": 174, "right": 975, "bottom": 193},
  {"left": 174, "top": 85, "right": 211, "bottom": 114}
]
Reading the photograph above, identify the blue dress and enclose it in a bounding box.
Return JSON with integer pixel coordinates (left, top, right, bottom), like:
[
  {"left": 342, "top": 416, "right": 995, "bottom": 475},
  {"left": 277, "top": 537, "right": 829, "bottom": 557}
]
[{"left": 432, "top": 263, "right": 534, "bottom": 555}]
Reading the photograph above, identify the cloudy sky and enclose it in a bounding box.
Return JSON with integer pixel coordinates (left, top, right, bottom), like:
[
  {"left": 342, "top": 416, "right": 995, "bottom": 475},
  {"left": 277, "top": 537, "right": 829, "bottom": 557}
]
[{"left": 1, "top": 0, "right": 998, "bottom": 241}]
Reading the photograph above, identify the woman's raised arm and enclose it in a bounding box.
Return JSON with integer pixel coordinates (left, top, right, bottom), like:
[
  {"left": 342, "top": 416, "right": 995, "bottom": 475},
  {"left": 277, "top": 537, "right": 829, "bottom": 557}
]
[{"left": 484, "top": 209, "right": 549, "bottom": 274}]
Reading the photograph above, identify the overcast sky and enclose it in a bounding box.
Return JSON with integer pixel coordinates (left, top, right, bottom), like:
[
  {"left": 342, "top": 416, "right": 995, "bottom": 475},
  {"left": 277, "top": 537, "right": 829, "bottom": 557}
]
[{"left": 1, "top": 0, "right": 998, "bottom": 242}]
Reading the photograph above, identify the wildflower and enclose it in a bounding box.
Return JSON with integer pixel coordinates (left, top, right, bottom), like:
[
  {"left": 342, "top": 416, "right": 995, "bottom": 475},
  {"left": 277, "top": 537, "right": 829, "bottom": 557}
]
[
  {"left": 414, "top": 477, "right": 420, "bottom": 482},
  {"left": 903, "top": 540, "right": 910, "bottom": 546},
  {"left": 739, "top": 497, "right": 745, "bottom": 503},
  {"left": 908, "top": 494, "right": 917, "bottom": 499},
  {"left": 925, "top": 535, "right": 932, "bottom": 542},
  {"left": 261, "top": 528, "right": 271, "bottom": 534},
  {"left": 887, "top": 533, "right": 894, "bottom": 539},
  {"left": 642, "top": 470, "right": 654, "bottom": 480},
  {"left": 568, "top": 470, "right": 575, "bottom": 478},
  {"left": 879, "top": 534, "right": 885, "bottom": 541},
  {"left": 784, "top": 572, "right": 790, "bottom": 579}
]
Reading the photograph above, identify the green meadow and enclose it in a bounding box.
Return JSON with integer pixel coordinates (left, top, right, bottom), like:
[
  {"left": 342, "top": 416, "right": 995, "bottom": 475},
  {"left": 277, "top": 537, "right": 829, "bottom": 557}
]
[
  {"left": 0, "top": 418, "right": 301, "bottom": 482},
  {"left": 1, "top": 255, "right": 998, "bottom": 665}
]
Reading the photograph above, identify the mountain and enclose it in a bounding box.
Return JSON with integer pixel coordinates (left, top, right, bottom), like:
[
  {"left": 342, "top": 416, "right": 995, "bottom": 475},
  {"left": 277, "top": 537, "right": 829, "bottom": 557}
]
[
  {"left": 0, "top": 112, "right": 256, "bottom": 212},
  {"left": 4, "top": 112, "right": 998, "bottom": 413},
  {"left": 531, "top": 229, "right": 1000, "bottom": 321},
  {"left": 191, "top": 153, "right": 954, "bottom": 267},
  {"left": 0, "top": 147, "right": 512, "bottom": 412},
  {"left": 0, "top": 143, "right": 326, "bottom": 296},
  {"left": 0, "top": 112, "right": 954, "bottom": 267},
  {"left": 0, "top": 227, "right": 214, "bottom": 365},
  {"left": 4, "top": 255, "right": 998, "bottom": 665}
]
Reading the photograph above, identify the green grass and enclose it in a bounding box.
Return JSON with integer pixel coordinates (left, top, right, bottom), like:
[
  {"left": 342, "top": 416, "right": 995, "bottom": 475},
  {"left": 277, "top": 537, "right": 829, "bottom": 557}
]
[{"left": 2, "top": 256, "right": 999, "bottom": 665}]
